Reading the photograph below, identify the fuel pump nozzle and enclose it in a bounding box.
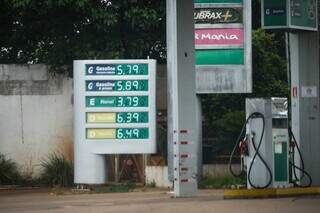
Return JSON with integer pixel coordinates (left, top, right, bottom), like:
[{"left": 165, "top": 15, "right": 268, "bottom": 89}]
[
  {"left": 229, "top": 111, "right": 272, "bottom": 189},
  {"left": 288, "top": 127, "right": 312, "bottom": 188}
]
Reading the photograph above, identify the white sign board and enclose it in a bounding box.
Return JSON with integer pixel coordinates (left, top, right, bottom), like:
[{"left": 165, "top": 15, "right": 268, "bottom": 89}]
[
  {"left": 73, "top": 60, "right": 156, "bottom": 154},
  {"left": 194, "top": 0, "right": 252, "bottom": 93}
]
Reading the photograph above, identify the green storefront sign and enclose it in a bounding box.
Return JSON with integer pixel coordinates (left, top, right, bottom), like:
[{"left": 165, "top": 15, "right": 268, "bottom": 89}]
[
  {"left": 262, "top": 0, "right": 318, "bottom": 31},
  {"left": 262, "top": 0, "right": 287, "bottom": 27}
]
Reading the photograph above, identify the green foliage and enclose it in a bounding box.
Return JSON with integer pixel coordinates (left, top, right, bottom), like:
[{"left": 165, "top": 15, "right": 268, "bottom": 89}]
[
  {"left": 0, "top": 0, "right": 166, "bottom": 75},
  {"left": 0, "top": 154, "right": 21, "bottom": 185},
  {"left": 40, "top": 153, "right": 74, "bottom": 187},
  {"left": 202, "top": 29, "right": 289, "bottom": 159},
  {"left": 252, "top": 29, "right": 288, "bottom": 97},
  {"left": 107, "top": 182, "right": 136, "bottom": 192},
  {"left": 199, "top": 175, "right": 245, "bottom": 189},
  {"left": 1, "top": 1, "right": 290, "bottom": 161}
]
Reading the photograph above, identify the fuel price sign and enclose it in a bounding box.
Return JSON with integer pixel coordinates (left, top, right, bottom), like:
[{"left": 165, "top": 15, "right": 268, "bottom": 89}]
[{"left": 74, "top": 60, "right": 156, "bottom": 154}]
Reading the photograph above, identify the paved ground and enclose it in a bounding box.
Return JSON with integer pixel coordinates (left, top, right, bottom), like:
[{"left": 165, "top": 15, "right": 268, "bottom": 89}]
[{"left": 0, "top": 188, "right": 320, "bottom": 213}]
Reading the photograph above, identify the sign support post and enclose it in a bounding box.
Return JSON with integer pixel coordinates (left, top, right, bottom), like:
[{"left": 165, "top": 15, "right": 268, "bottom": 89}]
[
  {"left": 290, "top": 32, "right": 320, "bottom": 185},
  {"left": 167, "top": 0, "right": 199, "bottom": 197},
  {"left": 261, "top": 0, "right": 319, "bottom": 186}
]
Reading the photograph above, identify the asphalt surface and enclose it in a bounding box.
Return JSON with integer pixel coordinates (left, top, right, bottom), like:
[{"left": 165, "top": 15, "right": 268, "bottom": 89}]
[{"left": 0, "top": 189, "right": 320, "bottom": 213}]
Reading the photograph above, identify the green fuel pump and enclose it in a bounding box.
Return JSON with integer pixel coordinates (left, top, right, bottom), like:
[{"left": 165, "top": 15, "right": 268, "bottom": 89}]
[{"left": 229, "top": 98, "right": 312, "bottom": 189}]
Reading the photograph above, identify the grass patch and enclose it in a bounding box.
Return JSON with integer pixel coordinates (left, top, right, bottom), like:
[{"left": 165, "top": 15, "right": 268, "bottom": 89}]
[
  {"left": 199, "top": 175, "right": 246, "bottom": 189},
  {"left": 40, "top": 153, "right": 74, "bottom": 187},
  {"left": 146, "top": 180, "right": 156, "bottom": 188},
  {"left": 94, "top": 182, "right": 136, "bottom": 193},
  {"left": 0, "top": 154, "right": 21, "bottom": 185}
]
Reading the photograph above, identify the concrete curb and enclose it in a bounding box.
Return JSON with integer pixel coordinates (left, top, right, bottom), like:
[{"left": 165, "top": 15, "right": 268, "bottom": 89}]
[{"left": 224, "top": 187, "right": 320, "bottom": 199}]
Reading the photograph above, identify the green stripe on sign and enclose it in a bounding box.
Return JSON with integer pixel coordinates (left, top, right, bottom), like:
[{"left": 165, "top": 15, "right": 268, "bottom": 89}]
[
  {"left": 196, "top": 49, "right": 244, "bottom": 65},
  {"left": 194, "top": 0, "right": 242, "bottom": 3}
]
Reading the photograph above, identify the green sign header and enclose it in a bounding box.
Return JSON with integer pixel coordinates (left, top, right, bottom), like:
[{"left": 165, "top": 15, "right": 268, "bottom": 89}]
[
  {"left": 262, "top": 0, "right": 317, "bottom": 31},
  {"left": 291, "top": 0, "right": 317, "bottom": 29},
  {"left": 263, "top": 0, "right": 287, "bottom": 27}
]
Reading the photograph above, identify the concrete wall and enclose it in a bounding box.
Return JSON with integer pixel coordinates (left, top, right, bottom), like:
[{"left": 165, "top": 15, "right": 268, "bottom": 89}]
[
  {"left": 203, "top": 164, "right": 240, "bottom": 178},
  {"left": 145, "top": 164, "right": 239, "bottom": 187},
  {"left": 145, "top": 166, "right": 172, "bottom": 188},
  {"left": 0, "top": 64, "right": 167, "bottom": 179},
  {"left": 0, "top": 64, "right": 240, "bottom": 184},
  {"left": 0, "top": 64, "right": 73, "bottom": 177}
]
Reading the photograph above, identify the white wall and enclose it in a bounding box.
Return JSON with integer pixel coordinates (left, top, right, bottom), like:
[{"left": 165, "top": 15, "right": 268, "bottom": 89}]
[
  {"left": 0, "top": 64, "right": 73, "bottom": 177},
  {"left": 145, "top": 164, "right": 240, "bottom": 188},
  {"left": 145, "top": 166, "right": 172, "bottom": 188},
  {"left": 0, "top": 64, "right": 167, "bottom": 179}
]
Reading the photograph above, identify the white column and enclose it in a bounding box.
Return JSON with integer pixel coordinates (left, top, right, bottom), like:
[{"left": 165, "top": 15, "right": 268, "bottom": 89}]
[
  {"left": 166, "top": 0, "right": 199, "bottom": 197},
  {"left": 290, "top": 32, "right": 320, "bottom": 185}
]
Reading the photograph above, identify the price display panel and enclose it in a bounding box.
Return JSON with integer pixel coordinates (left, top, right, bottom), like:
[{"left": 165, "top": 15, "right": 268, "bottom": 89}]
[
  {"left": 74, "top": 60, "right": 156, "bottom": 154},
  {"left": 86, "top": 80, "right": 148, "bottom": 92},
  {"left": 86, "top": 64, "right": 148, "bottom": 76},
  {"left": 86, "top": 112, "right": 148, "bottom": 123},
  {"left": 86, "top": 128, "right": 149, "bottom": 139},
  {"left": 85, "top": 96, "right": 148, "bottom": 107}
]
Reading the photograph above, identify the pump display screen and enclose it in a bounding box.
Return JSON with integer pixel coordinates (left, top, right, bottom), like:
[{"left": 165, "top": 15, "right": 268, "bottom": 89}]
[{"left": 272, "top": 118, "right": 288, "bottom": 128}]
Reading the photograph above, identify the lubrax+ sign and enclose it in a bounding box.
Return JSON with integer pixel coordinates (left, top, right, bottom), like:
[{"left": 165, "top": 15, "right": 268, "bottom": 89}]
[{"left": 194, "top": 8, "right": 242, "bottom": 24}]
